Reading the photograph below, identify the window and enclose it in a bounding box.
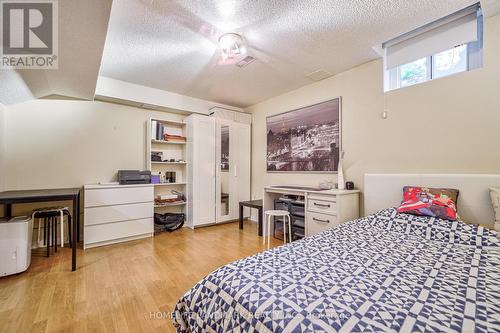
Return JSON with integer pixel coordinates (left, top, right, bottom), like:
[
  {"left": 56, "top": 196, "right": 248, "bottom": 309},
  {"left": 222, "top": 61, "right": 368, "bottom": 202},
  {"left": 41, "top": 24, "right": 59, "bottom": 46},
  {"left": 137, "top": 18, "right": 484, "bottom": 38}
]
[
  {"left": 432, "top": 44, "right": 468, "bottom": 79},
  {"left": 384, "top": 3, "right": 483, "bottom": 91},
  {"left": 399, "top": 57, "right": 429, "bottom": 88}
]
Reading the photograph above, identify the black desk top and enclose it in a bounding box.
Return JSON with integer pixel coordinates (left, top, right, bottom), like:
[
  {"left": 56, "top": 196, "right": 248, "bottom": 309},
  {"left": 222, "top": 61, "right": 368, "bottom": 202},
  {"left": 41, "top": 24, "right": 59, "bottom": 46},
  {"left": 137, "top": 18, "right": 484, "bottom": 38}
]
[
  {"left": 239, "top": 199, "right": 263, "bottom": 208},
  {"left": 0, "top": 188, "right": 81, "bottom": 201}
]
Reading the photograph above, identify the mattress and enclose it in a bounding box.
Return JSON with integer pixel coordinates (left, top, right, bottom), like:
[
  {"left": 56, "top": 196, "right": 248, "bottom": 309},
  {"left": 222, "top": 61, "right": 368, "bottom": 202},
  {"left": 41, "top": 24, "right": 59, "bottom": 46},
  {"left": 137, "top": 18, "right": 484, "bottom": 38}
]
[{"left": 172, "top": 208, "right": 500, "bottom": 333}]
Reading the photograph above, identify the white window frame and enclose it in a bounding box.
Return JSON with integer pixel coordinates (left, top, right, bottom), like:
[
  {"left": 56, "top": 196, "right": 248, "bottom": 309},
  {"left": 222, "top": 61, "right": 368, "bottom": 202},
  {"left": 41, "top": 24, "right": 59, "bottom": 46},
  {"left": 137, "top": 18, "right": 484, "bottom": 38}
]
[
  {"left": 384, "top": 3, "right": 483, "bottom": 92},
  {"left": 386, "top": 41, "right": 480, "bottom": 91}
]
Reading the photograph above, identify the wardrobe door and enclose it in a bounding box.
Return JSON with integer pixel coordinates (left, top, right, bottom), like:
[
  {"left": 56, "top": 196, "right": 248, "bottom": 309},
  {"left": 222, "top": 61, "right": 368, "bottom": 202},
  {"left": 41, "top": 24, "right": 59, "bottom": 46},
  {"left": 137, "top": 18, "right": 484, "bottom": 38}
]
[
  {"left": 233, "top": 123, "right": 251, "bottom": 220},
  {"left": 216, "top": 119, "right": 234, "bottom": 223},
  {"left": 187, "top": 115, "right": 216, "bottom": 227}
]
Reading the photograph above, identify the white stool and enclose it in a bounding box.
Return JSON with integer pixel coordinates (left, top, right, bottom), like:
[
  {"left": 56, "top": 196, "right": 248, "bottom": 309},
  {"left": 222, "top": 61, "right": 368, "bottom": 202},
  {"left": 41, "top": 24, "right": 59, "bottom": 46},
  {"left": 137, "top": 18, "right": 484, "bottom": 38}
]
[{"left": 264, "top": 210, "right": 292, "bottom": 248}]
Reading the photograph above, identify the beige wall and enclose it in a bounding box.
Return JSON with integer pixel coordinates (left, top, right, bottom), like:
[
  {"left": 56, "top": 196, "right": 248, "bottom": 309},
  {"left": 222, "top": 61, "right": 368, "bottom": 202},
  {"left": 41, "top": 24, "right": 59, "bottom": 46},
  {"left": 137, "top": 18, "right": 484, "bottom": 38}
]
[
  {"left": 3, "top": 100, "right": 184, "bottom": 190},
  {"left": 2, "top": 15, "right": 500, "bottom": 220},
  {"left": 248, "top": 14, "right": 500, "bottom": 211},
  {"left": 0, "top": 103, "right": 5, "bottom": 191},
  {"left": 0, "top": 100, "right": 186, "bottom": 234},
  {"left": 0, "top": 100, "right": 184, "bottom": 219}
]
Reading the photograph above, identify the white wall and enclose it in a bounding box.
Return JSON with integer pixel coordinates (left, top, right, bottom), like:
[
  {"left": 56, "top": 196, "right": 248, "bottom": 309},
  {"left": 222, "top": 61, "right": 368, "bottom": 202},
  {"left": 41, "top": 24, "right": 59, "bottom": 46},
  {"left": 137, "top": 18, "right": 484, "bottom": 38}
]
[
  {"left": 96, "top": 76, "right": 244, "bottom": 115},
  {"left": 3, "top": 99, "right": 184, "bottom": 190},
  {"left": 0, "top": 103, "right": 5, "bottom": 191},
  {"left": 248, "top": 13, "right": 500, "bottom": 212}
]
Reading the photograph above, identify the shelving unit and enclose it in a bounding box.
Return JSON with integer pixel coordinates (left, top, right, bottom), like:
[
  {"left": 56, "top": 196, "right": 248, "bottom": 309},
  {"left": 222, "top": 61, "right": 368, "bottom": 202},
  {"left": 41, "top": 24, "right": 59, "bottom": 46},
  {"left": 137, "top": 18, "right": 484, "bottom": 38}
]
[
  {"left": 154, "top": 201, "right": 186, "bottom": 208},
  {"left": 146, "top": 118, "right": 188, "bottom": 220},
  {"left": 151, "top": 162, "right": 187, "bottom": 165},
  {"left": 150, "top": 119, "right": 186, "bottom": 127},
  {"left": 153, "top": 182, "right": 186, "bottom": 186},
  {"left": 274, "top": 197, "right": 306, "bottom": 241},
  {"left": 151, "top": 139, "right": 186, "bottom": 145}
]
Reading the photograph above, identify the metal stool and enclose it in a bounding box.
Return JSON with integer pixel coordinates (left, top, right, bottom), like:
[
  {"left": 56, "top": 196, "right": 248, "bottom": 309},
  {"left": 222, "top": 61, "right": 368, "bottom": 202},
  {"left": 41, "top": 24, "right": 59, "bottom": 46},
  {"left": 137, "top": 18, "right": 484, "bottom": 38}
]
[
  {"left": 32, "top": 207, "right": 72, "bottom": 254},
  {"left": 264, "top": 210, "right": 292, "bottom": 249},
  {"left": 42, "top": 214, "right": 57, "bottom": 257}
]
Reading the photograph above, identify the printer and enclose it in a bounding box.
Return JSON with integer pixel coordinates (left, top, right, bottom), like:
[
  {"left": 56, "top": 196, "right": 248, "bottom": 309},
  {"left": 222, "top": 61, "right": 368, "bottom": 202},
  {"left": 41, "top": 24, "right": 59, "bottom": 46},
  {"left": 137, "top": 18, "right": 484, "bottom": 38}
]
[{"left": 118, "top": 170, "right": 151, "bottom": 185}]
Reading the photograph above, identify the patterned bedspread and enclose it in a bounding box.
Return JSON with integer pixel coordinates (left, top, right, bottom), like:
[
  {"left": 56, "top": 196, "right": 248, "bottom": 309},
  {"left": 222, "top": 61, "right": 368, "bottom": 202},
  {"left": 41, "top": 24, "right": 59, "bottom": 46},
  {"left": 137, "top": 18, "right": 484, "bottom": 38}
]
[{"left": 172, "top": 208, "right": 500, "bottom": 333}]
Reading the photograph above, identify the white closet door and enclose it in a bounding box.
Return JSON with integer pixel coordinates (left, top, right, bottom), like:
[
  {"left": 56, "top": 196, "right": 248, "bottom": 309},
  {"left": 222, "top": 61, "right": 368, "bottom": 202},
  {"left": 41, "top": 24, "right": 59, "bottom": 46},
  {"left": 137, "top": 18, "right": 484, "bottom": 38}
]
[
  {"left": 216, "top": 119, "right": 234, "bottom": 223},
  {"left": 187, "top": 115, "right": 216, "bottom": 227},
  {"left": 233, "top": 123, "right": 251, "bottom": 220}
]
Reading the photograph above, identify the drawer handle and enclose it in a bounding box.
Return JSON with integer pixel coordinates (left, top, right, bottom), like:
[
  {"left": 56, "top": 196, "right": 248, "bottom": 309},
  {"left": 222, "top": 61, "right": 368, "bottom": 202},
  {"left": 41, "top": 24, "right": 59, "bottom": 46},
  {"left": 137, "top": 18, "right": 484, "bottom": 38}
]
[
  {"left": 313, "top": 202, "right": 331, "bottom": 208},
  {"left": 313, "top": 217, "right": 330, "bottom": 224}
]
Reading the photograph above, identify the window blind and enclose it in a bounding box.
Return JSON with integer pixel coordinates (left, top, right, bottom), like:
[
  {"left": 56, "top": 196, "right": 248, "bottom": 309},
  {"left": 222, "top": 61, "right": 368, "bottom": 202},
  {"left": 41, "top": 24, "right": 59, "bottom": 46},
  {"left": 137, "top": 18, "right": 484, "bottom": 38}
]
[{"left": 383, "top": 3, "right": 480, "bottom": 70}]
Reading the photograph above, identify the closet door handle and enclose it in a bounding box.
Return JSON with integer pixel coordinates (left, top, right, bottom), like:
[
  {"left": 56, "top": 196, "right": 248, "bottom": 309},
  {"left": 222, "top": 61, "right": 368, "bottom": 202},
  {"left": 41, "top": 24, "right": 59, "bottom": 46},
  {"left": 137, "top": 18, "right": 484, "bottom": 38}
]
[
  {"left": 313, "top": 217, "right": 330, "bottom": 224},
  {"left": 234, "top": 165, "right": 237, "bottom": 177}
]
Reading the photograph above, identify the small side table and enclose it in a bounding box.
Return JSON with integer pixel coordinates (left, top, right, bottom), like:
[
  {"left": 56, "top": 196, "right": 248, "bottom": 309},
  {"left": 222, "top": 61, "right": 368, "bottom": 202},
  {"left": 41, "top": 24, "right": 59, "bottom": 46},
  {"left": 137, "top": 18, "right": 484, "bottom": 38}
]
[{"left": 239, "top": 200, "right": 263, "bottom": 236}]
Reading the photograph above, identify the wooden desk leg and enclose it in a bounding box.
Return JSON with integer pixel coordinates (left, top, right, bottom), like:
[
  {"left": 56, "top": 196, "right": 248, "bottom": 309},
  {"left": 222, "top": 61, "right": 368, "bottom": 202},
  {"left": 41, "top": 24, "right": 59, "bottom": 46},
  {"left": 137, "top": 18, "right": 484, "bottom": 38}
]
[
  {"left": 258, "top": 207, "right": 263, "bottom": 236},
  {"left": 71, "top": 194, "right": 78, "bottom": 271},
  {"left": 239, "top": 204, "right": 244, "bottom": 230}
]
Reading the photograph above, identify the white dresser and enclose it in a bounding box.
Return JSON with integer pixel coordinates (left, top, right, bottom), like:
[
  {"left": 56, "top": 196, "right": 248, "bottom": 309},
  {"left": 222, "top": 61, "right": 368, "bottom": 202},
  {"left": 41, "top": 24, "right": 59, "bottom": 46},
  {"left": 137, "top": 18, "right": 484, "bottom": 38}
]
[
  {"left": 263, "top": 186, "right": 360, "bottom": 237},
  {"left": 83, "top": 184, "right": 154, "bottom": 249}
]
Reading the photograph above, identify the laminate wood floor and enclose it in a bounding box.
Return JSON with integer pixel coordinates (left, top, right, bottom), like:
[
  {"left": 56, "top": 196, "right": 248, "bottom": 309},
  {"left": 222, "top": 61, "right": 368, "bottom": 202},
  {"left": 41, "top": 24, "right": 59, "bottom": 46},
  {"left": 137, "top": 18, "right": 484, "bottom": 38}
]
[{"left": 0, "top": 221, "right": 283, "bottom": 333}]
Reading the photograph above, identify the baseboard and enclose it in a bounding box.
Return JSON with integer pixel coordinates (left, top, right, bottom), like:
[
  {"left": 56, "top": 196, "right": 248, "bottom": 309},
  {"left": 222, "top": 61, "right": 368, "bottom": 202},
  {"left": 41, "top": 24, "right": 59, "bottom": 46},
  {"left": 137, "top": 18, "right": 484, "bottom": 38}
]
[
  {"left": 84, "top": 233, "right": 153, "bottom": 249},
  {"left": 191, "top": 217, "right": 255, "bottom": 229}
]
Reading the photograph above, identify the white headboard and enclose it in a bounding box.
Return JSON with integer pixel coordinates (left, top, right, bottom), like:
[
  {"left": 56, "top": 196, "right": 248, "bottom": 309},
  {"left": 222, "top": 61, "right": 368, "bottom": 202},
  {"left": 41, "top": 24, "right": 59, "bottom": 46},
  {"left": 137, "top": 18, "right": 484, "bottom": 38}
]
[{"left": 364, "top": 174, "right": 500, "bottom": 228}]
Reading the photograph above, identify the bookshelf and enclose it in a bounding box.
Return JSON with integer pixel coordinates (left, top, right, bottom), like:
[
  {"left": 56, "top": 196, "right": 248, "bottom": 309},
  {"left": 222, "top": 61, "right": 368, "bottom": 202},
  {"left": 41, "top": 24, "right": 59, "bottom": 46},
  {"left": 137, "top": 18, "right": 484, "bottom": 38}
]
[
  {"left": 151, "top": 139, "right": 186, "bottom": 145},
  {"left": 154, "top": 202, "right": 186, "bottom": 208},
  {"left": 146, "top": 117, "right": 188, "bottom": 218},
  {"left": 151, "top": 161, "right": 187, "bottom": 165}
]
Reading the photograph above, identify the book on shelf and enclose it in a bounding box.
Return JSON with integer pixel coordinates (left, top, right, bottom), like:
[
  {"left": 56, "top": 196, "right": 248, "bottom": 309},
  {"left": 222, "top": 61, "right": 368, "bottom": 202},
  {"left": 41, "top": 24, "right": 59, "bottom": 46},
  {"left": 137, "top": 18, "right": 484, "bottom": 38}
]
[
  {"left": 157, "top": 123, "right": 164, "bottom": 141},
  {"left": 151, "top": 120, "right": 186, "bottom": 142},
  {"left": 151, "top": 120, "right": 158, "bottom": 139},
  {"left": 163, "top": 134, "right": 186, "bottom": 142},
  {"left": 155, "top": 199, "right": 185, "bottom": 205},
  {"left": 151, "top": 121, "right": 166, "bottom": 141},
  {"left": 158, "top": 194, "right": 178, "bottom": 200}
]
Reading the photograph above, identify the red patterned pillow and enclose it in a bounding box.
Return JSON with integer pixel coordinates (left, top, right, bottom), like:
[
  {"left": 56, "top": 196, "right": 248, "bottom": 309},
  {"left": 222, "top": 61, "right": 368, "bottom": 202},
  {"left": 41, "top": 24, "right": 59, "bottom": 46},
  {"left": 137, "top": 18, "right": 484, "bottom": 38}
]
[{"left": 397, "top": 186, "right": 459, "bottom": 221}]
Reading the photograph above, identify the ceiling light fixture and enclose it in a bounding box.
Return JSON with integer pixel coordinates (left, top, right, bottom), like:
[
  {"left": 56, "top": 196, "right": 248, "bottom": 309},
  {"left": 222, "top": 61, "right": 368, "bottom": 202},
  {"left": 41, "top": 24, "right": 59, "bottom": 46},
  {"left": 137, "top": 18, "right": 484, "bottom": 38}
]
[{"left": 218, "top": 32, "right": 246, "bottom": 61}]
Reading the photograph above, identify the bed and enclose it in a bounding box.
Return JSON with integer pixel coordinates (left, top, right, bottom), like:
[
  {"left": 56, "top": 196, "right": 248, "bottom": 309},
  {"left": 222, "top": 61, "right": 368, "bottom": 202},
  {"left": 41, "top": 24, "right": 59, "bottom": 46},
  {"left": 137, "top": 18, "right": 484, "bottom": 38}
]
[{"left": 172, "top": 206, "right": 500, "bottom": 332}]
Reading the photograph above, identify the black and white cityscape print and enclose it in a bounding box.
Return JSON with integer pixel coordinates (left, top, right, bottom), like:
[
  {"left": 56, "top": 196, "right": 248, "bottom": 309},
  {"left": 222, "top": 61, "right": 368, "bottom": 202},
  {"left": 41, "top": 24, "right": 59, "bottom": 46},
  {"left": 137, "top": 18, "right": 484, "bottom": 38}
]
[{"left": 266, "top": 98, "right": 341, "bottom": 172}]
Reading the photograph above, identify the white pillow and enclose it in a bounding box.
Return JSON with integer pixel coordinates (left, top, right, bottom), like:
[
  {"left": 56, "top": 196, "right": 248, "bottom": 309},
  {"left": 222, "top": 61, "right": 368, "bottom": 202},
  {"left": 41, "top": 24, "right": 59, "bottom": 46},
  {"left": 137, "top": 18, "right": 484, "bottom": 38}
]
[{"left": 490, "top": 187, "right": 500, "bottom": 232}]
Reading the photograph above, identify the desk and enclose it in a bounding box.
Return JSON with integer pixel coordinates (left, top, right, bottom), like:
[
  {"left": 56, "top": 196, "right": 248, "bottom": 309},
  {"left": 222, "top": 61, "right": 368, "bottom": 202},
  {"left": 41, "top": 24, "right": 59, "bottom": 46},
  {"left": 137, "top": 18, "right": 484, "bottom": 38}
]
[
  {"left": 263, "top": 186, "right": 360, "bottom": 237},
  {"left": 0, "top": 188, "right": 81, "bottom": 271},
  {"left": 239, "top": 199, "right": 263, "bottom": 236}
]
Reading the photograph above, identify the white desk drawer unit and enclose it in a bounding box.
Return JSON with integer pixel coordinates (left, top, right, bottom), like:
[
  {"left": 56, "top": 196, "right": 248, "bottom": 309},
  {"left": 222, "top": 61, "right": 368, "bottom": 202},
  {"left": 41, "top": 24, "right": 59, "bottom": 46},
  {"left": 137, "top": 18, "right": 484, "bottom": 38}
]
[
  {"left": 84, "top": 184, "right": 154, "bottom": 249},
  {"left": 307, "top": 196, "right": 336, "bottom": 215},
  {"left": 305, "top": 192, "right": 359, "bottom": 237},
  {"left": 307, "top": 211, "right": 339, "bottom": 235}
]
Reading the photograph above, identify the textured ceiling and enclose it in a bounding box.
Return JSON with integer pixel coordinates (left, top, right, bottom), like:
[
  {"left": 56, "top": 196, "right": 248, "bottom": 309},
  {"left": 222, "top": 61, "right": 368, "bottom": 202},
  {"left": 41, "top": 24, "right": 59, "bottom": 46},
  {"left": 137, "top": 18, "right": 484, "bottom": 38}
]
[
  {"left": 100, "top": 0, "right": 478, "bottom": 108},
  {"left": 0, "top": 0, "right": 112, "bottom": 105}
]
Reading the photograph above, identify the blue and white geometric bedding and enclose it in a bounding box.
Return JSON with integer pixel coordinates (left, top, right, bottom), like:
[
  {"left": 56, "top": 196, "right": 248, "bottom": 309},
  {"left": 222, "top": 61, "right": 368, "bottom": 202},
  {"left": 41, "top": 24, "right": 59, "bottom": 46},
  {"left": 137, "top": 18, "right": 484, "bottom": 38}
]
[{"left": 172, "top": 208, "right": 500, "bottom": 333}]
